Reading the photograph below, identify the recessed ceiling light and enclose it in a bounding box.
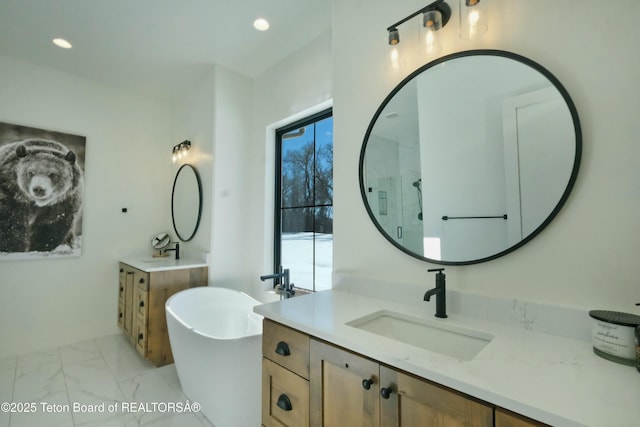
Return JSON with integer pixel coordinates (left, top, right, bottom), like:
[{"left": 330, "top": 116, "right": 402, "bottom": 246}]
[
  {"left": 53, "top": 38, "right": 72, "bottom": 49},
  {"left": 253, "top": 18, "right": 270, "bottom": 31}
]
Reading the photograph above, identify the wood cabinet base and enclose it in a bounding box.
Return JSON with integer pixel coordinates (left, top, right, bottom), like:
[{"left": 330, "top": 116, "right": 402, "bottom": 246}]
[
  {"left": 262, "top": 320, "right": 550, "bottom": 427},
  {"left": 117, "top": 262, "right": 207, "bottom": 367}
]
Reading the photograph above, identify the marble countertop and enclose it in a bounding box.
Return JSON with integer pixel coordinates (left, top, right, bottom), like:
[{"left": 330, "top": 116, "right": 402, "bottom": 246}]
[
  {"left": 254, "top": 289, "right": 640, "bottom": 427},
  {"left": 119, "top": 255, "right": 207, "bottom": 272}
]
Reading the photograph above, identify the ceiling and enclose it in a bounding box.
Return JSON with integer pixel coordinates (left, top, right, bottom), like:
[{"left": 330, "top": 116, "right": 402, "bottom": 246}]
[{"left": 0, "top": 0, "right": 332, "bottom": 99}]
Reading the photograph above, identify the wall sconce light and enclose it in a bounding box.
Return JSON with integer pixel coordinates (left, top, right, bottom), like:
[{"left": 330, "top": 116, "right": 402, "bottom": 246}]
[
  {"left": 172, "top": 140, "right": 191, "bottom": 163},
  {"left": 388, "top": 28, "right": 401, "bottom": 69},
  {"left": 420, "top": 8, "right": 445, "bottom": 55},
  {"left": 459, "top": 0, "right": 487, "bottom": 39},
  {"left": 386, "top": 0, "right": 451, "bottom": 66}
]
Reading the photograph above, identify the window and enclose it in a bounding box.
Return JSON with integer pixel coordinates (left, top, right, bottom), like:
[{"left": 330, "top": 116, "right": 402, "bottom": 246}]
[{"left": 274, "top": 109, "right": 333, "bottom": 292}]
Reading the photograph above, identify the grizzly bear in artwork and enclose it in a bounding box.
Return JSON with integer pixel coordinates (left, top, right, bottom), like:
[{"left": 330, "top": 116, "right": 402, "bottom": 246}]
[{"left": 0, "top": 138, "right": 84, "bottom": 253}]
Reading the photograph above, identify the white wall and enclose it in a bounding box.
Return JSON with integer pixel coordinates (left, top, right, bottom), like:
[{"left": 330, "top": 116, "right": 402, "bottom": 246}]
[
  {"left": 170, "top": 65, "right": 256, "bottom": 294},
  {"left": 170, "top": 68, "right": 216, "bottom": 257},
  {"left": 0, "top": 55, "right": 173, "bottom": 358},
  {"left": 210, "top": 66, "right": 254, "bottom": 292},
  {"left": 333, "top": 0, "right": 640, "bottom": 310}
]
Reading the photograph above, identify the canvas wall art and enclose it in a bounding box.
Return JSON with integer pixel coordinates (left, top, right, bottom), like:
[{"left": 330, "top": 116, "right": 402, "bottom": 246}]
[{"left": 0, "top": 121, "right": 86, "bottom": 260}]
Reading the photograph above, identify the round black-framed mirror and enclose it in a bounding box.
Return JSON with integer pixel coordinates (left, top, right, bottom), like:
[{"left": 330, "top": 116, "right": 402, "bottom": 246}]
[
  {"left": 359, "top": 49, "right": 581, "bottom": 265},
  {"left": 171, "top": 164, "right": 203, "bottom": 242}
]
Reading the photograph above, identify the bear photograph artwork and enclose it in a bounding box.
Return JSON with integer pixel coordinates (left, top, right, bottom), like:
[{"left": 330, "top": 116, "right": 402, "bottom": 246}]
[{"left": 0, "top": 121, "right": 85, "bottom": 260}]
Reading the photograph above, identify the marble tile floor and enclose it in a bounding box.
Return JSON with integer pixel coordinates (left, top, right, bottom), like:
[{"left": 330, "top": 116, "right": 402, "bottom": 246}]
[{"left": 0, "top": 334, "right": 215, "bottom": 427}]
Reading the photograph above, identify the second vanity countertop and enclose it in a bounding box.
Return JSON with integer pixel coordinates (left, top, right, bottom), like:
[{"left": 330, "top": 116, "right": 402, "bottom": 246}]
[
  {"left": 119, "top": 255, "right": 208, "bottom": 272},
  {"left": 254, "top": 290, "right": 640, "bottom": 427}
]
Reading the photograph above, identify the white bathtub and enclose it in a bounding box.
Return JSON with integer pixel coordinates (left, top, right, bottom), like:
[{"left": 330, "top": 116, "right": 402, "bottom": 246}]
[{"left": 165, "top": 286, "right": 263, "bottom": 427}]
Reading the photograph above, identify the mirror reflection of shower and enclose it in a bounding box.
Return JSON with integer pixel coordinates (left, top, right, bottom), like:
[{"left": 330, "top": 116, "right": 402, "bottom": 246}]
[{"left": 413, "top": 178, "right": 423, "bottom": 221}]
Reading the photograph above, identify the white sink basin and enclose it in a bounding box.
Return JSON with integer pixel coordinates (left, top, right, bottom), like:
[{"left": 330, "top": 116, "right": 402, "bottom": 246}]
[{"left": 346, "top": 310, "right": 493, "bottom": 361}]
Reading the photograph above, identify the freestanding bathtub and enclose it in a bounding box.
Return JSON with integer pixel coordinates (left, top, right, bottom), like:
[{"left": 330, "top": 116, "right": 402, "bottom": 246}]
[{"left": 165, "top": 286, "right": 263, "bottom": 427}]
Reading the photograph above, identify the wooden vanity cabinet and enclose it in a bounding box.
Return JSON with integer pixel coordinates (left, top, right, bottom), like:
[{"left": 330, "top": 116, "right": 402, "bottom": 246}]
[
  {"left": 379, "top": 365, "right": 493, "bottom": 427},
  {"left": 262, "top": 319, "right": 310, "bottom": 427},
  {"left": 309, "top": 339, "right": 380, "bottom": 427},
  {"left": 117, "top": 262, "right": 207, "bottom": 367},
  {"left": 309, "top": 339, "right": 492, "bottom": 427},
  {"left": 261, "top": 323, "right": 547, "bottom": 427}
]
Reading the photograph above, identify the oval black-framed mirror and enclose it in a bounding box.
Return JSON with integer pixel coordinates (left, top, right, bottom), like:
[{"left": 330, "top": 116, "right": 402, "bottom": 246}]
[
  {"left": 171, "top": 164, "right": 203, "bottom": 242},
  {"left": 359, "top": 50, "right": 581, "bottom": 265}
]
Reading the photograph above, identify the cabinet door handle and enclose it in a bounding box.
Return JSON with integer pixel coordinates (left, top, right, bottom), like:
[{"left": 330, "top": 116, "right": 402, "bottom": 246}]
[
  {"left": 275, "top": 341, "right": 291, "bottom": 357},
  {"left": 139, "top": 301, "right": 144, "bottom": 308},
  {"left": 120, "top": 286, "right": 124, "bottom": 292},
  {"left": 276, "top": 394, "right": 293, "bottom": 411},
  {"left": 362, "top": 378, "right": 374, "bottom": 390},
  {"left": 380, "top": 387, "right": 393, "bottom": 399},
  {"left": 138, "top": 333, "right": 144, "bottom": 341},
  {"left": 139, "top": 278, "right": 145, "bottom": 284}
]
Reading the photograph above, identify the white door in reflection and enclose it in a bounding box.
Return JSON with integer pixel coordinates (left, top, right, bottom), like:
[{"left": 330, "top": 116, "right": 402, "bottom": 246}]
[{"left": 503, "top": 87, "right": 575, "bottom": 244}]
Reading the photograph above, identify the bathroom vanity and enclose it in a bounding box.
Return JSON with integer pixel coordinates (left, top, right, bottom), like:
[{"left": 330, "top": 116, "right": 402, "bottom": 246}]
[
  {"left": 256, "top": 288, "right": 640, "bottom": 427},
  {"left": 261, "top": 319, "right": 539, "bottom": 427},
  {"left": 118, "top": 257, "right": 208, "bottom": 366}
]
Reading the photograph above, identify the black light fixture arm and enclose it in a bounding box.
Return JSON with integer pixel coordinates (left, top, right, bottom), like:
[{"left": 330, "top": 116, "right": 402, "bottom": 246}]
[
  {"left": 174, "top": 140, "right": 191, "bottom": 151},
  {"left": 386, "top": 0, "right": 451, "bottom": 32},
  {"left": 171, "top": 140, "right": 191, "bottom": 162}
]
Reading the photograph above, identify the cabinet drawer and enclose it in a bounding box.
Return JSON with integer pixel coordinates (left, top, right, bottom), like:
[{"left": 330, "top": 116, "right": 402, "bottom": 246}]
[
  {"left": 134, "top": 270, "right": 149, "bottom": 291},
  {"left": 263, "top": 320, "right": 310, "bottom": 379},
  {"left": 134, "top": 288, "right": 148, "bottom": 318},
  {"left": 118, "top": 278, "right": 126, "bottom": 302},
  {"left": 262, "top": 358, "right": 309, "bottom": 427},
  {"left": 117, "top": 301, "right": 125, "bottom": 330},
  {"left": 135, "top": 313, "right": 147, "bottom": 356}
]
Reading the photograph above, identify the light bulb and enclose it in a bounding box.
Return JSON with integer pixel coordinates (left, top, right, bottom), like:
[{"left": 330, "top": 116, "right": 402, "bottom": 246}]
[
  {"left": 253, "top": 18, "right": 270, "bottom": 31},
  {"left": 420, "top": 10, "right": 442, "bottom": 56},
  {"left": 53, "top": 38, "right": 72, "bottom": 49},
  {"left": 390, "top": 45, "right": 400, "bottom": 70},
  {"left": 459, "top": 0, "right": 487, "bottom": 40},
  {"left": 425, "top": 29, "right": 436, "bottom": 54},
  {"left": 467, "top": 10, "right": 480, "bottom": 38}
]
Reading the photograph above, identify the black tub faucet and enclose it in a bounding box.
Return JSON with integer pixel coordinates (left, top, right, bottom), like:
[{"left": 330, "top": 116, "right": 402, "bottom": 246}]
[
  {"left": 424, "top": 268, "right": 447, "bottom": 318},
  {"left": 260, "top": 266, "right": 295, "bottom": 299}
]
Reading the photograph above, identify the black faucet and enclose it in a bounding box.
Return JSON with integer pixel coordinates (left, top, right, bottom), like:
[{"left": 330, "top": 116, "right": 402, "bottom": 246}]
[
  {"left": 424, "top": 268, "right": 447, "bottom": 318},
  {"left": 165, "top": 242, "right": 180, "bottom": 260},
  {"left": 260, "top": 266, "right": 295, "bottom": 299}
]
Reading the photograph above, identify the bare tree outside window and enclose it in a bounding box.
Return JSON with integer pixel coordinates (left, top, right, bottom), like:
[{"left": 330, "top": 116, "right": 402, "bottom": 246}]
[{"left": 275, "top": 111, "right": 333, "bottom": 292}]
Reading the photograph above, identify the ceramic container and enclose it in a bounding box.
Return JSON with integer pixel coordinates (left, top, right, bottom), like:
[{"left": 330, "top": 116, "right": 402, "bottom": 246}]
[{"left": 589, "top": 310, "right": 640, "bottom": 365}]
